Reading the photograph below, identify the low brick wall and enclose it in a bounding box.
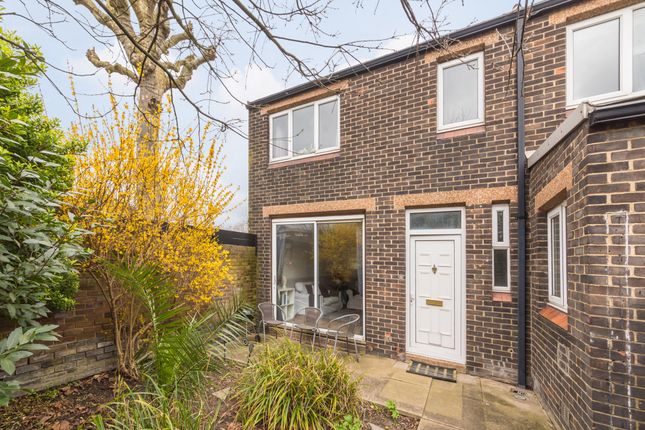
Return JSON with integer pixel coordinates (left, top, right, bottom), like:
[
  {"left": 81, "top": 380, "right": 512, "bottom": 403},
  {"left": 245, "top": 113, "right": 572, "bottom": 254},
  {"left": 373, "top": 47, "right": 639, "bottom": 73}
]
[
  {"left": 1, "top": 236, "right": 256, "bottom": 393},
  {"left": 221, "top": 243, "right": 257, "bottom": 303},
  {"left": 0, "top": 275, "right": 115, "bottom": 392}
]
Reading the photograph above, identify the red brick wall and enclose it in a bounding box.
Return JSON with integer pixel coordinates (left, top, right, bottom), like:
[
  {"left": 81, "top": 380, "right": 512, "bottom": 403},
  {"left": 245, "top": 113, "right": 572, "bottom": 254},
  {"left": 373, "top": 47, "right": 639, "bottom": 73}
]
[
  {"left": 249, "top": 23, "right": 523, "bottom": 381},
  {"left": 1, "top": 242, "right": 256, "bottom": 392},
  {"left": 0, "top": 275, "right": 115, "bottom": 392},
  {"left": 527, "top": 124, "right": 593, "bottom": 429},
  {"left": 247, "top": 0, "right": 643, "bottom": 406},
  {"left": 527, "top": 119, "right": 645, "bottom": 429}
]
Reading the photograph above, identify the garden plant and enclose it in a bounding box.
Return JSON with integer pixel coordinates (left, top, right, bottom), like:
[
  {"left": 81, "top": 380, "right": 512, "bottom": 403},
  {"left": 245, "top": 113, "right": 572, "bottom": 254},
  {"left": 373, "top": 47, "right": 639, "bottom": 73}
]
[
  {"left": 67, "top": 95, "right": 234, "bottom": 378},
  {"left": 235, "top": 338, "right": 362, "bottom": 430},
  {"left": 92, "top": 262, "right": 251, "bottom": 429},
  {"left": 0, "top": 25, "right": 86, "bottom": 405}
]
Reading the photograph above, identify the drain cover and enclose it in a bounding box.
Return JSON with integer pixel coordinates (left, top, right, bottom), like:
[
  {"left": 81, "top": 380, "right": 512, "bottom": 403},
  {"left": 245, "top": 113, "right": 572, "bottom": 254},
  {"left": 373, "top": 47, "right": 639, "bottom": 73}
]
[{"left": 407, "top": 361, "right": 457, "bottom": 383}]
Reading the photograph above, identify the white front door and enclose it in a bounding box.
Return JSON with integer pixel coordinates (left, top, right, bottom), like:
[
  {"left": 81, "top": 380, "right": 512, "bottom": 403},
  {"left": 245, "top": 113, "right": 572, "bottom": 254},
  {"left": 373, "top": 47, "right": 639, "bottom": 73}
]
[{"left": 408, "top": 235, "right": 464, "bottom": 363}]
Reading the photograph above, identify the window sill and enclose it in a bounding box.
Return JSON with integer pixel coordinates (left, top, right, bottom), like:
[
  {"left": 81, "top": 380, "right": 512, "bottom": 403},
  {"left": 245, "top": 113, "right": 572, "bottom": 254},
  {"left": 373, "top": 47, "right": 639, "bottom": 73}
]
[
  {"left": 436, "top": 124, "right": 486, "bottom": 139},
  {"left": 539, "top": 305, "right": 568, "bottom": 331},
  {"left": 269, "top": 150, "right": 340, "bottom": 168},
  {"left": 492, "top": 291, "right": 512, "bottom": 302}
]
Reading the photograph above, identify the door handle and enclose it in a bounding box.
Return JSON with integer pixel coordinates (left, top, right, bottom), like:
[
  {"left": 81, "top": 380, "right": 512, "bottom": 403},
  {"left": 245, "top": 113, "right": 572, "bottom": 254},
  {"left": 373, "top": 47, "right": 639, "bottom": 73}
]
[{"left": 432, "top": 264, "right": 437, "bottom": 274}]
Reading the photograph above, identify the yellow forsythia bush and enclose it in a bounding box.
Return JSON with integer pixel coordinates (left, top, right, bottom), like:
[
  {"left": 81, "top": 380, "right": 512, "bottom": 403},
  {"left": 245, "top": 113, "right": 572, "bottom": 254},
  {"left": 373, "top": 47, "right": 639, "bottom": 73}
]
[{"left": 67, "top": 95, "right": 234, "bottom": 305}]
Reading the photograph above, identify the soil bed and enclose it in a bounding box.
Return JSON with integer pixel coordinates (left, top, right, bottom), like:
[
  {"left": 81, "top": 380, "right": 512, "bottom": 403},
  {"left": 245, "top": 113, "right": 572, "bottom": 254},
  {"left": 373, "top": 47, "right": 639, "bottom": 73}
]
[
  {"left": 1, "top": 366, "right": 419, "bottom": 430},
  {"left": 0, "top": 372, "right": 117, "bottom": 430}
]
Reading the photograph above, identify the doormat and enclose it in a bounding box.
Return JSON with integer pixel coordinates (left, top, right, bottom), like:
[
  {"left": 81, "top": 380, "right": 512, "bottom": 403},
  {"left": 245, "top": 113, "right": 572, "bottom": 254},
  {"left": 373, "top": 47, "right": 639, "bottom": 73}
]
[{"left": 407, "top": 361, "right": 457, "bottom": 383}]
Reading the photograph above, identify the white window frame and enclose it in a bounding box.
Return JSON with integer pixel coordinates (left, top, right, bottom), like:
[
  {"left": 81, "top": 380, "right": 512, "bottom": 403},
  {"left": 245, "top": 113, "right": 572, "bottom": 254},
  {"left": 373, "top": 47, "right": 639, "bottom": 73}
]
[
  {"left": 271, "top": 214, "right": 365, "bottom": 340},
  {"left": 566, "top": 4, "right": 645, "bottom": 107},
  {"left": 492, "top": 204, "right": 510, "bottom": 291},
  {"left": 268, "top": 95, "right": 340, "bottom": 162},
  {"left": 437, "top": 51, "right": 485, "bottom": 132},
  {"left": 547, "top": 204, "right": 568, "bottom": 311}
]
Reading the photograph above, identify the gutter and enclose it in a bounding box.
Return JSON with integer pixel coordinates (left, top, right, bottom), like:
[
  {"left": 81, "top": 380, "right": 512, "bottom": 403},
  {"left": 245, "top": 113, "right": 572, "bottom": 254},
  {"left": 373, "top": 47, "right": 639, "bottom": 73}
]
[
  {"left": 250, "top": 0, "right": 580, "bottom": 106},
  {"left": 589, "top": 98, "right": 645, "bottom": 125},
  {"left": 515, "top": 11, "right": 528, "bottom": 389}
]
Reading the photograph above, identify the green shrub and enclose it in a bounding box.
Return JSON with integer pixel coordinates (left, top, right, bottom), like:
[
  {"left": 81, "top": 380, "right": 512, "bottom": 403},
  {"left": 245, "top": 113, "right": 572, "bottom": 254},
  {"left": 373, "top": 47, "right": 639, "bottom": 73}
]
[
  {"left": 92, "top": 377, "right": 218, "bottom": 430},
  {"left": 235, "top": 339, "right": 361, "bottom": 430},
  {"left": 93, "top": 262, "right": 252, "bottom": 429},
  {"left": 335, "top": 414, "right": 362, "bottom": 430},
  {"left": 386, "top": 400, "right": 400, "bottom": 421}
]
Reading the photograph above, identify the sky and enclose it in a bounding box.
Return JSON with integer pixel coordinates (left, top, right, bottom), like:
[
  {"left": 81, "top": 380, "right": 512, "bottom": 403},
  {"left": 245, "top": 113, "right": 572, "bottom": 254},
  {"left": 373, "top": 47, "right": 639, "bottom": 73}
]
[{"left": 3, "top": 0, "right": 520, "bottom": 230}]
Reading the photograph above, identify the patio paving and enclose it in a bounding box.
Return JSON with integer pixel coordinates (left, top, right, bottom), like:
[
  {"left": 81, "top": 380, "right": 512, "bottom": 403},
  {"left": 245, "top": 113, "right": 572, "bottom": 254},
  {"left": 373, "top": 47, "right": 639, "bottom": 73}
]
[
  {"left": 226, "top": 338, "right": 553, "bottom": 430},
  {"left": 346, "top": 354, "right": 554, "bottom": 430}
]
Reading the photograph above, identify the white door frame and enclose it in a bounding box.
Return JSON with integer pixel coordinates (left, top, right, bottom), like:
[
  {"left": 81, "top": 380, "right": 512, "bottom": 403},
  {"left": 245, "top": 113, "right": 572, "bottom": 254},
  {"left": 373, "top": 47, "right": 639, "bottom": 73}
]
[{"left": 405, "top": 207, "right": 466, "bottom": 364}]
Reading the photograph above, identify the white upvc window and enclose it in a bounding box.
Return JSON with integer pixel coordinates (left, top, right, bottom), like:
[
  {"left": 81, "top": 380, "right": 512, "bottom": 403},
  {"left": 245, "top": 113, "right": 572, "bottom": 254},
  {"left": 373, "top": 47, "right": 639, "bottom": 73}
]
[
  {"left": 492, "top": 204, "right": 510, "bottom": 291},
  {"left": 269, "top": 95, "right": 340, "bottom": 162},
  {"left": 547, "top": 204, "right": 567, "bottom": 311},
  {"left": 437, "top": 51, "right": 485, "bottom": 132},
  {"left": 566, "top": 3, "right": 645, "bottom": 107}
]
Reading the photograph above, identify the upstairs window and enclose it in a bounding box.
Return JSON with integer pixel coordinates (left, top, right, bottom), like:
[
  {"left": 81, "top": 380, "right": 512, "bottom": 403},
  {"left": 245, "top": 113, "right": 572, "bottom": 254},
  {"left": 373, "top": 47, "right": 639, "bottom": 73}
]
[
  {"left": 566, "top": 4, "right": 645, "bottom": 106},
  {"left": 492, "top": 204, "right": 510, "bottom": 291},
  {"left": 437, "top": 52, "right": 485, "bottom": 132},
  {"left": 269, "top": 96, "right": 340, "bottom": 162},
  {"left": 547, "top": 204, "right": 567, "bottom": 311}
]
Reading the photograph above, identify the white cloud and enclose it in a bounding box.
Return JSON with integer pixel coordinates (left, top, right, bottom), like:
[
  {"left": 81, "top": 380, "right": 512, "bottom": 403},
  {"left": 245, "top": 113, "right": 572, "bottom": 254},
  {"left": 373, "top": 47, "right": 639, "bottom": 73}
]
[
  {"left": 381, "top": 34, "right": 419, "bottom": 52},
  {"left": 215, "top": 64, "right": 283, "bottom": 121},
  {"left": 209, "top": 65, "right": 283, "bottom": 229}
]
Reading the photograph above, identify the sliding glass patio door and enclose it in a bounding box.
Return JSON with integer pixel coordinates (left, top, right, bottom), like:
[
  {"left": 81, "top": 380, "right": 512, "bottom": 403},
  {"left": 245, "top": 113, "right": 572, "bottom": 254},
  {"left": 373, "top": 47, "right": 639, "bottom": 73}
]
[{"left": 272, "top": 216, "right": 364, "bottom": 337}]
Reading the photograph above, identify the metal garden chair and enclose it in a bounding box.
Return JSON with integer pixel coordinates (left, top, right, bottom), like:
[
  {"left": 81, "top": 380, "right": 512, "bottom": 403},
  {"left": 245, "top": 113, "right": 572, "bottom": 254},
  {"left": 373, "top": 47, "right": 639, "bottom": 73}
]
[
  {"left": 289, "top": 306, "right": 323, "bottom": 347},
  {"left": 257, "top": 302, "right": 287, "bottom": 340},
  {"left": 321, "top": 313, "right": 361, "bottom": 362}
]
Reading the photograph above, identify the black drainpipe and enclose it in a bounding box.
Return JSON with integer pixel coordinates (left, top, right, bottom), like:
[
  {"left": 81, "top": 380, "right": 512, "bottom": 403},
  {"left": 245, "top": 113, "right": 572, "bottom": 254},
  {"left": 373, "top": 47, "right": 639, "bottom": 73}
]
[{"left": 515, "top": 12, "right": 527, "bottom": 389}]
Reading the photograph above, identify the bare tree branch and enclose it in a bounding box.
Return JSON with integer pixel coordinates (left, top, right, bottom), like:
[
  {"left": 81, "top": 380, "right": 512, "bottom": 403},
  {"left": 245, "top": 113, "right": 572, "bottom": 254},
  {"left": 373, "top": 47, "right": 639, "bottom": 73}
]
[{"left": 86, "top": 47, "right": 138, "bottom": 80}]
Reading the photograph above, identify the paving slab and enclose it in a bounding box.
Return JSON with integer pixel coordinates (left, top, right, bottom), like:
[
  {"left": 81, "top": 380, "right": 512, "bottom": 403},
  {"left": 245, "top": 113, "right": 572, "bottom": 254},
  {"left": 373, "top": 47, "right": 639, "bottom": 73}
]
[
  {"left": 480, "top": 379, "right": 552, "bottom": 430},
  {"left": 376, "top": 378, "right": 430, "bottom": 417},
  {"left": 347, "top": 354, "right": 397, "bottom": 379},
  {"left": 390, "top": 366, "right": 435, "bottom": 387},
  {"left": 358, "top": 375, "right": 389, "bottom": 405},
  {"left": 423, "top": 379, "right": 463, "bottom": 427},
  {"left": 417, "top": 418, "right": 460, "bottom": 430}
]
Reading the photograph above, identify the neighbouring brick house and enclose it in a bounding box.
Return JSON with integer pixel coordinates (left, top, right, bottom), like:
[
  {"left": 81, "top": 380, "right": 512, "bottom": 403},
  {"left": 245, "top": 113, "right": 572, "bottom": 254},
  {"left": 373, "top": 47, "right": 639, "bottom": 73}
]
[{"left": 247, "top": 0, "right": 644, "bottom": 428}]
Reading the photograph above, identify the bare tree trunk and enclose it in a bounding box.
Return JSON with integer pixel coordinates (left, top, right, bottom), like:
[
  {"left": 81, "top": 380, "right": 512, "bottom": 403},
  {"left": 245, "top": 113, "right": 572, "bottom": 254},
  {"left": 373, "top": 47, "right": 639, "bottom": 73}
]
[{"left": 136, "top": 69, "right": 167, "bottom": 153}]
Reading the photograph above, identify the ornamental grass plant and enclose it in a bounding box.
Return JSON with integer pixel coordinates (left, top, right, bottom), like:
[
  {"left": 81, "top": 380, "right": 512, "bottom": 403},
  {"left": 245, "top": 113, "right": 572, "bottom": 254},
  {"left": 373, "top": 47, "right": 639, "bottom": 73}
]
[{"left": 235, "top": 338, "right": 361, "bottom": 430}]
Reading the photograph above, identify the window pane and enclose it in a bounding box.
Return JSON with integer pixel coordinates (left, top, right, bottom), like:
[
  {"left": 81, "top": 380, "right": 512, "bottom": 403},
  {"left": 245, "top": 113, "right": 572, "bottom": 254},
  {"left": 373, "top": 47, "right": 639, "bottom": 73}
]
[
  {"left": 550, "top": 215, "right": 561, "bottom": 298},
  {"left": 493, "top": 249, "right": 508, "bottom": 288},
  {"left": 317, "top": 222, "right": 363, "bottom": 336},
  {"left": 271, "top": 114, "right": 288, "bottom": 159},
  {"left": 634, "top": 8, "right": 645, "bottom": 91},
  {"left": 319, "top": 99, "right": 339, "bottom": 149},
  {"left": 292, "top": 105, "right": 314, "bottom": 155},
  {"left": 410, "top": 211, "right": 461, "bottom": 229},
  {"left": 442, "top": 59, "right": 479, "bottom": 125},
  {"left": 496, "top": 210, "right": 505, "bottom": 243},
  {"left": 275, "top": 224, "right": 314, "bottom": 321},
  {"left": 572, "top": 19, "right": 620, "bottom": 100}
]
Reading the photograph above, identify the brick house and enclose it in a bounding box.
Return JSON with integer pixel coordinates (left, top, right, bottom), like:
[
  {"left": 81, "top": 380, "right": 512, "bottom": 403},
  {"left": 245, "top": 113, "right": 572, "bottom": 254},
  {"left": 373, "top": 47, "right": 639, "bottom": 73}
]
[{"left": 247, "top": 0, "right": 644, "bottom": 428}]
